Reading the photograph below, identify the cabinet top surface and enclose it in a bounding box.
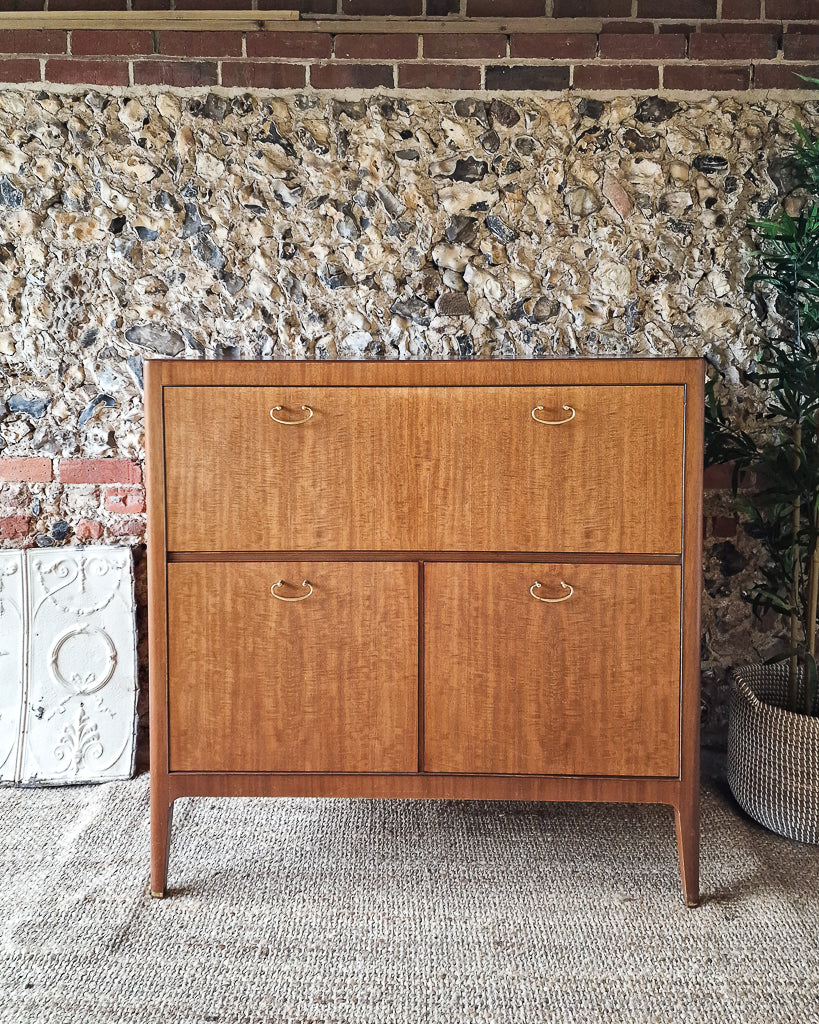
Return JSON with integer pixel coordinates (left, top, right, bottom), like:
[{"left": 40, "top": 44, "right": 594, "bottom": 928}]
[{"left": 146, "top": 357, "right": 705, "bottom": 389}]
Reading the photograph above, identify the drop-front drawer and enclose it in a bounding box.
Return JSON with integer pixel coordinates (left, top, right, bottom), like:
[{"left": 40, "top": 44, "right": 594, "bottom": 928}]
[
  {"left": 424, "top": 562, "right": 682, "bottom": 777},
  {"left": 167, "top": 561, "right": 418, "bottom": 773},
  {"left": 164, "top": 384, "right": 684, "bottom": 553}
]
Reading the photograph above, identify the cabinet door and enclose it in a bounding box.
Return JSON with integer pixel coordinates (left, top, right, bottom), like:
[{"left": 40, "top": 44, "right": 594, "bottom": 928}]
[
  {"left": 424, "top": 562, "right": 681, "bottom": 777},
  {"left": 167, "top": 561, "right": 418, "bottom": 773}
]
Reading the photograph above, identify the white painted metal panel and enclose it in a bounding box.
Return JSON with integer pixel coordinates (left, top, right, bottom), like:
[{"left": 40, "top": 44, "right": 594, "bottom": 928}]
[{"left": 19, "top": 547, "right": 138, "bottom": 785}]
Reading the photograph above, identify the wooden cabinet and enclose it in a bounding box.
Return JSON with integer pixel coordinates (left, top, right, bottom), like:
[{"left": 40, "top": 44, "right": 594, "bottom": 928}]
[{"left": 148, "top": 359, "right": 703, "bottom": 905}]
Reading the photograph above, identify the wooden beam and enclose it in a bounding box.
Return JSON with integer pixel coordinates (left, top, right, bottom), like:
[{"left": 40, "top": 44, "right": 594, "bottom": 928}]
[
  {"left": 0, "top": 10, "right": 298, "bottom": 31},
  {"left": 0, "top": 13, "right": 606, "bottom": 33}
]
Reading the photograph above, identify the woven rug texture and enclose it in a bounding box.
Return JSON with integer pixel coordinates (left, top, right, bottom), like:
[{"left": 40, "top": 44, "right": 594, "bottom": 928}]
[{"left": 0, "top": 776, "right": 817, "bottom": 1024}]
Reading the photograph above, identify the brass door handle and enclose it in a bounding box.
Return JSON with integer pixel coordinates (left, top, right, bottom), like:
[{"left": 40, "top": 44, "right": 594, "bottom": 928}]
[
  {"left": 530, "top": 580, "right": 574, "bottom": 603},
  {"left": 270, "top": 405, "right": 313, "bottom": 425},
  {"left": 271, "top": 580, "right": 313, "bottom": 602},
  {"left": 531, "top": 404, "right": 575, "bottom": 425}
]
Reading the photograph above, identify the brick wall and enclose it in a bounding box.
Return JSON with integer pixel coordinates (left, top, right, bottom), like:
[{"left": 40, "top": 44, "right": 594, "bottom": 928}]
[{"left": 0, "top": 1, "right": 817, "bottom": 92}]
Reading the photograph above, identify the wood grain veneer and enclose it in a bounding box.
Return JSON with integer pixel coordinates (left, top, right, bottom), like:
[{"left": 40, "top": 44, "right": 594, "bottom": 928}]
[
  {"left": 147, "top": 358, "right": 704, "bottom": 906},
  {"left": 423, "top": 562, "right": 682, "bottom": 777}
]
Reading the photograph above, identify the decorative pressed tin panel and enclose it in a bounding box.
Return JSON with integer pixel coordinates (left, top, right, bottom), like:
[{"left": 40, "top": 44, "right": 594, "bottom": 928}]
[{"left": 0, "top": 547, "right": 137, "bottom": 786}]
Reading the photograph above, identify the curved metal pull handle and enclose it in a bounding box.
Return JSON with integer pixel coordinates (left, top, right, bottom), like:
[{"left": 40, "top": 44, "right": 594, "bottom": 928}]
[
  {"left": 531, "top": 404, "right": 575, "bottom": 425},
  {"left": 271, "top": 579, "right": 313, "bottom": 602},
  {"left": 530, "top": 580, "right": 574, "bottom": 603},
  {"left": 270, "top": 405, "right": 313, "bottom": 425}
]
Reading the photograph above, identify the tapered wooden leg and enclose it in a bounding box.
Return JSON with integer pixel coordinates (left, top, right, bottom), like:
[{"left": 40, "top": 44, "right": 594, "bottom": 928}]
[
  {"left": 674, "top": 795, "right": 700, "bottom": 907},
  {"left": 150, "top": 791, "right": 174, "bottom": 899}
]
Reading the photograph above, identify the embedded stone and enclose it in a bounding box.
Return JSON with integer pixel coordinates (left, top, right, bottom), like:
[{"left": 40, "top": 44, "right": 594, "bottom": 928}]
[
  {"left": 390, "top": 297, "right": 432, "bottom": 325},
  {"left": 635, "top": 97, "right": 679, "bottom": 124},
  {"left": 480, "top": 130, "right": 500, "bottom": 153},
  {"left": 602, "top": 171, "right": 632, "bottom": 220},
  {"left": 445, "top": 215, "right": 478, "bottom": 245},
  {"left": 489, "top": 100, "right": 520, "bottom": 128},
  {"left": 485, "top": 216, "right": 518, "bottom": 243},
  {"left": 9, "top": 395, "right": 49, "bottom": 419},
  {"left": 693, "top": 154, "right": 729, "bottom": 175},
  {"left": 577, "top": 98, "right": 605, "bottom": 120},
  {"left": 565, "top": 186, "right": 602, "bottom": 219},
  {"left": 124, "top": 324, "right": 184, "bottom": 356},
  {"left": 454, "top": 98, "right": 488, "bottom": 124},
  {"left": 0, "top": 177, "right": 23, "bottom": 207}
]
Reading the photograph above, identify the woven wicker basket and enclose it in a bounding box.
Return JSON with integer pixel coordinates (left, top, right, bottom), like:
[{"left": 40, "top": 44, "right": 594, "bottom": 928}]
[{"left": 727, "top": 664, "right": 819, "bottom": 844}]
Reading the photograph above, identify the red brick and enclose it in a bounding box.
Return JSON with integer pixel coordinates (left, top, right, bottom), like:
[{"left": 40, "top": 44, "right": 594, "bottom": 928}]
[
  {"left": 336, "top": 33, "right": 417, "bottom": 60},
  {"left": 104, "top": 486, "right": 146, "bottom": 514},
  {"left": 638, "top": 0, "right": 716, "bottom": 14},
  {"left": 71, "top": 30, "right": 153, "bottom": 57},
  {"left": 689, "top": 31, "right": 777, "bottom": 59},
  {"left": 59, "top": 458, "right": 142, "bottom": 485},
  {"left": 484, "top": 64, "right": 570, "bottom": 89},
  {"left": 133, "top": 59, "right": 218, "bottom": 87},
  {"left": 310, "top": 62, "right": 393, "bottom": 89},
  {"left": 766, "top": 0, "right": 819, "bottom": 17},
  {"left": 0, "top": 515, "right": 30, "bottom": 540},
  {"left": 0, "top": 30, "right": 66, "bottom": 54},
  {"left": 700, "top": 21, "right": 783, "bottom": 33},
  {"left": 342, "top": 0, "right": 421, "bottom": 11},
  {"left": 600, "top": 21, "right": 654, "bottom": 32},
  {"left": 754, "top": 62, "right": 819, "bottom": 87},
  {"left": 174, "top": 0, "right": 252, "bottom": 6},
  {"left": 573, "top": 63, "right": 660, "bottom": 89},
  {"left": 131, "top": 0, "right": 173, "bottom": 8},
  {"left": 722, "top": 0, "right": 761, "bottom": 16},
  {"left": 44, "top": 58, "right": 129, "bottom": 86},
  {"left": 0, "top": 2, "right": 44, "bottom": 11},
  {"left": 258, "top": 0, "right": 336, "bottom": 10},
  {"left": 599, "top": 32, "right": 687, "bottom": 58},
  {"left": 221, "top": 61, "right": 306, "bottom": 89},
  {"left": 664, "top": 63, "right": 750, "bottom": 89},
  {"left": 658, "top": 22, "right": 698, "bottom": 33},
  {"left": 712, "top": 515, "right": 737, "bottom": 538},
  {"left": 158, "top": 31, "right": 242, "bottom": 58},
  {"left": 467, "top": 0, "right": 544, "bottom": 13},
  {"left": 75, "top": 518, "right": 104, "bottom": 541},
  {"left": 0, "top": 58, "right": 39, "bottom": 81},
  {"left": 108, "top": 518, "right": 145, "bottom": 538},
  {"left": 50, "top": 0, "right": 126, "bottom": 8},
  {"left": 554, "top": 0, "right": 630, "bottom": 14},
  {"left": 511, "top": 33, "right": 597, "bottom": 59},
  {"left": 423, "top": 33, "right": 507, "bottom": 60},
  {"left": 784, "top": 33, "right": 819, "bottom": 59},
  {"left": 399, "top": 62, "right": 481, "bottom": 89},
  {"left": 0, "top": 457, "right": 52, "bottom": 483},
  {"left": 247, "top": 31, "right": 331, "bottom": 59}
]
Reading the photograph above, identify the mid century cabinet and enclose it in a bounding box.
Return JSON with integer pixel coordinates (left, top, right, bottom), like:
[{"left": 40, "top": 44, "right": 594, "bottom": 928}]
[{"left": 146, "top": 358, "right": 703, "bottom": 905}]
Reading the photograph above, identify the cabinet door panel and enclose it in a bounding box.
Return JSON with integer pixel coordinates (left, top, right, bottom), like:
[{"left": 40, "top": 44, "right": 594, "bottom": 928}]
[
  {"left": 419, "top": 385, "right": 684, "bottom": 554},
  {"left": 424, "top": 562, "right": 681, "bottom": 777},
  {"left": 164, "top": 384, "right": 683, "bottom": 554},
  {"left": 168, "top": 561, "right": 418, "bottom": 773},
  {"left": 164, "top": 387, "right": 419, "bottom": 552}
]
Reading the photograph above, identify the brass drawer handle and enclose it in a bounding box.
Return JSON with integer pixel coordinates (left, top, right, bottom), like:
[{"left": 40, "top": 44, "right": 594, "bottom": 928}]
[
  {"left": 531, "top": 404, "right": 575, "bottom": 425},
  {"left": 530, "top": 580, "right": 574, "bottom": 603},
  {"left": 270, "top": 405, "right": 313, "bottom": 425},
  {"left": 271, "top": 579, "right": 313, "bottom": 602}
]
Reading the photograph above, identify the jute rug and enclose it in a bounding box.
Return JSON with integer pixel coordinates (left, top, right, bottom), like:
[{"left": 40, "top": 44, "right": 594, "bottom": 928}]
[{"left": 0, "top": 775, "right": 817, "bottom": 1024}]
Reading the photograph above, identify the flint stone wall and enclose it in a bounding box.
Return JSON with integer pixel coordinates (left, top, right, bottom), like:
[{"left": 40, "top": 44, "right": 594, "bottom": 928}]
[{"left": 1, "top": 86, "right": 816, "bottom": 750}]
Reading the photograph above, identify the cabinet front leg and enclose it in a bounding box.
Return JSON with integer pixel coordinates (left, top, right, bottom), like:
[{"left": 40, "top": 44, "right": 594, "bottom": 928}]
[
  {"left": 150, "top": 794, "right": 175, "bottom": 899},
  {"left": 674, "top": 796, "right": 700, "bottom": 908}
]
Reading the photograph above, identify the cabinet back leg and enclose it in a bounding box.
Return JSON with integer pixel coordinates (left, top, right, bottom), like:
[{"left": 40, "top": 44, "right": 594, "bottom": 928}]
[
  {"left": 674, "top": 798, "right": 700, "bottom": 907},
  {"left": 151, "top": 795, "right": 175, "bottom": 899}
]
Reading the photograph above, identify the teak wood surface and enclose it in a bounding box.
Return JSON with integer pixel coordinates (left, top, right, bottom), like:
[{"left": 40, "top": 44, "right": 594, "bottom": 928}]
[
  {"left": 167, "top": 561, "right": 418, "bottom": 773},
  {"left": 146, "top": 358, "right": 704, "bottom": 907},
  {"left": 164, "top": 384, "right": 683, "bottom": 554},
  {"left": 424, "top": 562, "right": 682, "bottom": 777}
]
